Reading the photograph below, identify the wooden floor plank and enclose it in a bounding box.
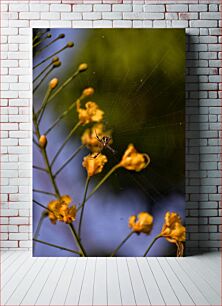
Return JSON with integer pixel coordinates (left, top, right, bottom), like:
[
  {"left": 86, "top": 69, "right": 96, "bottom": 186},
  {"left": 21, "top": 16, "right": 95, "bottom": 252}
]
[
  {"left": 127, "top": 258, "right": 150, "bottom": 305},
  {"left": 2, "top": 252, "right": 22, "bottom": 273},
  {"left": 0, "top": 251, "right": 14, "bottom": 263},
  {"left": 5, "top": 257, "right": 47, "bottom": 305},
  {"left": 1, "top": 257, "right": 38, "bottom": 305},
  {"left": 1, "top": 253, "right": 30, "bottom": 290},
  {"left": 157, "top": 258, "right": 195, "bottom": 305},
  {"left": 196, "top": 253, "right": 220, "bottom": 274},
  {"left": 78, "top": 257, "right": 96, "bottom": 306},
  {"left": 147, "top": 258, "right": 179, "bottom": 305},
  {"left": 177, "top": 258, "right": 221, "bottom": 305},
  {"left": 50, "top": 257, "right": 77, "bottom": 305},
  {"left": 137, "top": 258, "right": 165, "bottom": 305},
  {"left": 35, "top": 258, "right": 67, "bottom": 305},
  {"left": 20, "top": 258, "right": 56, "bottom": 305},
  {"left": 64, "top": 258, "right": 86, "bottom": 306},
  {"left": 167, "top": 258, "right": 210, "bottom": 305},
  {"left": 117, "top": 258, "right": 136, "bottom": 306},
  {"left": 93, "top": 257, "right": 107, "bottom": 306},
  {"left": 186, "top": 256, "right": 220, "bottom": 294},
  {"left": 107, "top": 258, "right": 122, "bottom": 306}
]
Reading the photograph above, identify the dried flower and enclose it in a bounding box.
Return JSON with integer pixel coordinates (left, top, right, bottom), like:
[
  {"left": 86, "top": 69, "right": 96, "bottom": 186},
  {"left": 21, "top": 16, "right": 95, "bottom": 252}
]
[
  {"left": 39, "top": 135, "right": 47, "bottom": 148},
  {"left": 77, "top": 101, "right": 104, "bottom": 125},
  {"left": 160, "top": 212, "right": 186, "bottom": 257},
  {"left": 82, "top": 154, "right": 108, "bottom": 177},
  {"left": 48, "top": 195, "right": 76, "bottom": 224},
  {"left": 66, "top": 41, "right": 74, "bottom": 48},
  {"left": 78, "top": 63, "right": 88, "bottom": 72},
  {"left": 49, "top": 78, "right": 58, "bottom": 89},
  {"left": 128, "top": 212, "right": 153, "bottom": 234},
  {"left": 119, "top": 144, "right": 150, "bottom": 172},
  {"left": 81, "top": 124, "right": 112, "bottom": 153}
]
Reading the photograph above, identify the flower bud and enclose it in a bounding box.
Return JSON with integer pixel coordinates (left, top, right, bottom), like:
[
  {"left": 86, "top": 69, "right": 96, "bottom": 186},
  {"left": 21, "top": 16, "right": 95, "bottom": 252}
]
[
  {"left": 47, "top": 33, "right": 52, "bottom": 38},
  {"left": 49, "top": 78, "right": 59, "bottom": 89},
  {"left": 39, "top": 135, "right": 47, "bottom": 149},
  {"left": 82, "top": 87, "right": 94, "bottom": 97},
  {"left": 52, "top": 56, "right": 59, "bottom": 63},
  {"left": 66, "top": 41, "right": 74, "bottom": 48},
  {"left": 78, "top": 63, "right": 88, "bottom": 72},
  {"left": 58, "top": 33, "right": 65, "bottom": 39},
  {"left": 53, "top": 61, "right": 61, "bottom": 68}
]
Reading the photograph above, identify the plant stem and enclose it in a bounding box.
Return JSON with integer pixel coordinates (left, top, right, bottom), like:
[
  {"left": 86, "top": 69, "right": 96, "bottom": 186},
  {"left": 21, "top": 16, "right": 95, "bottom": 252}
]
[
  {"left": 51, "top": 122, "right": 81, "bottom": 168},
  {"left": 46, "top": 69, "right": 80, "bottom": 104},
  {"left": 35, "top": 35, "right": 63, "bottom": 56},
  {"left": 33, "top": 165, "right": 49, "bottom": 173},
  {"left": 68, "top": 223, "right": 87, "bottom": 257},
  {"left": 36, "top": 86, "right": 52, "bottom": 125},
  {"left": 78, "top": 176, "right": 90, "bottom": 239},
  {"left": 84, "top": 164, "right": 120, "bottom": 203},
  {"left": 33, "top": 238, "right": 82, "bottom": 256},
  {"left": 33, "top": 189, "right": 57, "bottom": 197},
  {"left": 33, "top": 112, "right": 60, "bottom": 198},
  {"left": 44, "top": 99, "right": 80, "bottom": 136},
  {"left": 110, "top": 231, "right": 134, "bottom": 257},
  {"left": 33, "top": 212, "right": 47, "bottom": 253},
  {"left": 33, "top": 67, "right": 54, "bottom": 93},
  {"left": 143, "top": 235, "right": 161, "bottom": 257},
  {"left": 54, "top": 144, "right": 84, "bottom": 177},
  {"left": 33, "top": 61, "right": 52, "bottom": 83},
  {"left": 33, "top": 45, "right": 68, "bottom": 69},
  {"left": 33, "top": 199, "right": 50, "bottom": 212}
]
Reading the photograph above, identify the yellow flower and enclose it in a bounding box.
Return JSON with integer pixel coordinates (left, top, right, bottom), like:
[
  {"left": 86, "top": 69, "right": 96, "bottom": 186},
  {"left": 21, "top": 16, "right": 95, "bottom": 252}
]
[
  {"left": 128, "top": 212, "right": 153, "bottom": 234},
  {"left": 47, "top": 195, "right": 76, "bottom": 224},
  {"left": 77, "top": 100, "right": 104, "bottom": 125},
  {"left": 82, "top": 153, "right": 108, "bottom": 177},
  {"left": 81, "top": 123, "right": 112, "bottom": 153},
  {"left": 119, "top": 144, "right": 150, "bottom": 172},
  {"left": 160, "top": 212, "right": 186, "bottom": 257}
]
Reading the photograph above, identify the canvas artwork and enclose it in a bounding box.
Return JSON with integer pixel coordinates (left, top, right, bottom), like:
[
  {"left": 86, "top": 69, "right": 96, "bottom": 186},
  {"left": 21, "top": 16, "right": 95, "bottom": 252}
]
[{"left": 33, "top": 29, "right": 186, "bottom": 257}]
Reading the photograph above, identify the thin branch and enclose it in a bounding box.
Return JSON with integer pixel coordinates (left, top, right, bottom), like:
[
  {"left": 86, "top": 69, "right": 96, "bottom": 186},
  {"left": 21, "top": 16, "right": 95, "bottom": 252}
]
[
  {"left": 33, "top": 238, "right": 82, "bottom": 256},
  {"left": 35, "top": 34, "right": 65, "bottom": 56},
  {"left": 50, "top": 122, "right": 81, "bottom": 168},
  {"left": 78, "top": 176, "right": 90, "bottom": 239},
  {"left": 33, "top": 199, "right": 50, "bottom": 212},
  {"left": 33, "top": 189, "right": 57, "bottom": 197},
  {"left": 69, "top": 223, "right": 87, "bottom": 257},
  {"left": 54, "top": 144, "right": 84, "bottom": 177},
  {"left": 33, "top": 165, "right": 48, "bottom": 173}
]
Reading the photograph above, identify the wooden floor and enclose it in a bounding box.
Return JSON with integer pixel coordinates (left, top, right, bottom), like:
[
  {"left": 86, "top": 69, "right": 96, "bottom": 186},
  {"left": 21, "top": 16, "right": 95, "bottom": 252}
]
[{"left": 1, "top": 251, "right": 221, "bottom": 306}]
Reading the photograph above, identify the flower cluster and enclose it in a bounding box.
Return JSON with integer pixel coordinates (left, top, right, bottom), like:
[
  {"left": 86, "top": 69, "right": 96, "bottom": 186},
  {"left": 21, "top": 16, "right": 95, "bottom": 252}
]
[
  {"left": 47, "top": 195, "right": 76, "bottom": 224},
  {"left": 128, "top": 212, "right": 153, "bottom": 234}
]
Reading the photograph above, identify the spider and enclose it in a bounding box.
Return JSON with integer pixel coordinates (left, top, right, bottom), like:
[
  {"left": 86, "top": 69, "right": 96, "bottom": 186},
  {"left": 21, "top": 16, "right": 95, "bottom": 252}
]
[{"left": 92, "top": 130, "right": 116, "bottom": 158}]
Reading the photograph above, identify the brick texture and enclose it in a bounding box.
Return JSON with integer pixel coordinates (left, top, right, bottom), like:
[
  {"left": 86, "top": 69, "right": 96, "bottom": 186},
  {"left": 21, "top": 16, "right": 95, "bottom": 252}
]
[{"left": 0, "top": 0, "right": 221, "bottom": 255}]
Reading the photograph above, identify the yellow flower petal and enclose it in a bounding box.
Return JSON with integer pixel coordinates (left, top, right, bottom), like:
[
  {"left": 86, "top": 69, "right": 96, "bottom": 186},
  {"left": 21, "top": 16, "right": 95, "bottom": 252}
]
[
  {"left": 77, "top": 101, "right": 104, "bottom": 125},
  {"left": 128, "top": 212, "right": 153, "bottom": 234},
  {"left": 82, "top": 154, "right": 108, "bottom": 177},
  {"left": 119, "top": 144, "right": 150, "bottom": 172},
  {"left": 47, "top": 195, "right": 76, "bottom": 224}
]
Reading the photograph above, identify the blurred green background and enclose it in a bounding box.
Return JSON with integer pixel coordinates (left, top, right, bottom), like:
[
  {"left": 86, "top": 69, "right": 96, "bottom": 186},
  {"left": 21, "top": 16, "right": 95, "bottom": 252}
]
[{"left": 36, "top": 28, "right": 185, "bottom": 202}]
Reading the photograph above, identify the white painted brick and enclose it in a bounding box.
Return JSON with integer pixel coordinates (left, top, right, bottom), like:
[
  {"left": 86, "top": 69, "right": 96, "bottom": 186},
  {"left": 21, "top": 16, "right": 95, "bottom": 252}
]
[
  {"left": 30, "top": 20, "right": 50, "bottom": 28},
  {"left": 113, "top": 20, "right": 132, "bottom": 28},
  {"left": 166, "top": 4, "right": 188, "bottom": 12},
  {"left": 0, "top": 218, "right": 9, "bottom": 225},
  {"left": 112, "top": 4, "right": 132, "bottom": 11},
  {"left": 93, "top": 20, "right": 112, "bottom": 28},
  {"left": 190, "top": 20, "right": 218, "bottom": 28},
  {"left": 200, "top": 12, "right": 220, "bottom": 20},
  {"left": 94, "top": 4, "right": 111, "bottom": 11},
  {"left": 9, "top": 3, "right": 28, "bottom": 12},
  {"left": 83, "top": 12, "right": 102, "bottom": 20},
  {"left": 2, "top": 27, "right": 18, "bottom": 35},
  {"left": 124, "top": 12, "right": 164, "bottom": 19},
  {"left": 50, "top": 4, "right": 71, "bottom": 11},
  {"left": 73, "top": 4, "right": 92, "bottom": 12},
  {"left": 29, "top": 4, "right": 49, "bottom": 11},
  {"left": 41, "top": 12, "right": 60, "bottom": 20},
  {"left": 172, "top": 20, "right": 188, "bottom": 28},
  {"left": 61, "top": 12, "right": 82, "bottom": 20},
  {"left": 1, "top": 241, "right": 18, "bottom": 248},
  {"left": 189, "top": 4, "right": 207, "bottom": 12},
  {"left": 165, "top": 13, "right": 178, "bottom": 20},
  {"left": 102, "top": 12, "right": 122, "bottom": 19},
  {"left": 133, "top": 5, "right": 143, "bottom": 12},
  {"left": 50, "top": 20, "right": 72, "bottom": 27},
  {"left": 133, "top": 20, "right": 143, "bottom": 28},
  {"left": 19, "top": 241, "right": 31, "bottom": 248},
  {"left": 9, "top": 233, "right": 29, "bottom": 240},
  {"left": 19, "top": 12, "right": 40, "bottom": 19},
  {"left": 143, "top": 5, "right": 165, "bottom": 12},
  {"left": 9, "top": 20, "right": 29, "bottom": 28}
]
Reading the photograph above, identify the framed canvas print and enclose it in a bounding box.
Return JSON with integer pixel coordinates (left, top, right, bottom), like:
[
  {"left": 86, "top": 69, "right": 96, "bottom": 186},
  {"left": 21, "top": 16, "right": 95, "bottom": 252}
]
[{"left": 33, "top": 29, "right": 185, "bottom": 257}]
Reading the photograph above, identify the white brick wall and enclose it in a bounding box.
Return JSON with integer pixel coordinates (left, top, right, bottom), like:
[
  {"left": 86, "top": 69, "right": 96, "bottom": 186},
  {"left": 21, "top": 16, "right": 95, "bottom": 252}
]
[{"left": 0, "top": 0, "right": 221, "bottom": 254}]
